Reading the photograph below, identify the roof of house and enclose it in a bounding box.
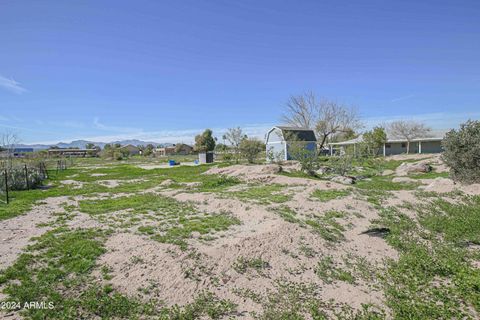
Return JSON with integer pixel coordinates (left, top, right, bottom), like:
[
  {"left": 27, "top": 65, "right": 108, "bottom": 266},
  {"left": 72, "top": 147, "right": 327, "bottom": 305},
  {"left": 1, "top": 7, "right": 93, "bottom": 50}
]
[
  {"left": 120, "top": 144, "right": 140, "bottom": 150},
  {"left": 268, "top": 126, "right": 317, "bottom": 142}
]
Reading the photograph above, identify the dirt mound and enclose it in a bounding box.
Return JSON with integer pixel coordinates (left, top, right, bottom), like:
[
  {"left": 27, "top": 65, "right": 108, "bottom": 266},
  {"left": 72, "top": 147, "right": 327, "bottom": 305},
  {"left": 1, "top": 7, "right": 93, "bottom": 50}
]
[
  {"left": 423, "top": 177, "right": 456, "bottom": 193},
  {"left": 206, "top": 164, "right": 281, "bottom": 178},
  {"left": 395, "top": 161, "right": 431, "bottom": 176},
  {"left": 205, "top": 164, "right": 341, "bottom": 189}
]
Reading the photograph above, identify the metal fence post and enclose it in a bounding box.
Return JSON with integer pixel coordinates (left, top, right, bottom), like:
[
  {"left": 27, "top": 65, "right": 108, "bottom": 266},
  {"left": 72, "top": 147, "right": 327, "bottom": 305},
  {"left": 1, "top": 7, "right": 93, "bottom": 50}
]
[
  {"left": 24, "top": 164, "right": 29, "bottom": 189},
  {"left": 4, "top": 169, "right": 8, "bottom": 204}
]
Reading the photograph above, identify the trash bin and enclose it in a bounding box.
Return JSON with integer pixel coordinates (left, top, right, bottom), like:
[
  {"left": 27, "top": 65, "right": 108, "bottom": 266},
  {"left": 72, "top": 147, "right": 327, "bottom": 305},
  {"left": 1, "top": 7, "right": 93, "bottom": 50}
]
[{"left": 169, "top": 160, "right": 176, "bottom": 166}]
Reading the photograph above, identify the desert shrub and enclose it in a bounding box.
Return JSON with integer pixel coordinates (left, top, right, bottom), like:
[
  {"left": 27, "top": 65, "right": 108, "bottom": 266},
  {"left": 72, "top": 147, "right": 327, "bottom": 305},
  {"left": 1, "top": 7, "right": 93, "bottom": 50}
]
[
  {"left": 0, "top": 167, "right": 44, "bottom": 191},
  {"left": 221, "top": 153, "right": 234, "bottom": 163},
  {"left": 239, "top": 138, "right": 264, "bottom": 163},
  {"left": 330, "top": 155, "right": 354, "bottom": 176},
  {"left": 442, "top": 120, "right": 480, "bottom": 183},
  {"left": 266, "top": 148, "right": 284, "bottom": 164},
  {"left": 287, "top": 141, "right": 319, "bottom": 175}
]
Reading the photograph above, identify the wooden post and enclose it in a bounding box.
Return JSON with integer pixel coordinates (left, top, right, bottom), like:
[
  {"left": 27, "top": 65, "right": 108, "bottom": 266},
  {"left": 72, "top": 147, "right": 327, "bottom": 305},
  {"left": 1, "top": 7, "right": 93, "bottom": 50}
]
[
  {"left": 4, "top": 169, "right": 8, "bottom": 204},
  {"left": 24, "top": 164, "right": 29, "bottom": 189}
]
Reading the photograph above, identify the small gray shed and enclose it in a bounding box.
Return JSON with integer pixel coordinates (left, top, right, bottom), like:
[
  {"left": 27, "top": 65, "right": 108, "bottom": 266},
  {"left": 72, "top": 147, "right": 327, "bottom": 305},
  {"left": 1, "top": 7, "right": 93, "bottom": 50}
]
[{"left": 199, "top": 152, "right": 214, "bottom": 164}]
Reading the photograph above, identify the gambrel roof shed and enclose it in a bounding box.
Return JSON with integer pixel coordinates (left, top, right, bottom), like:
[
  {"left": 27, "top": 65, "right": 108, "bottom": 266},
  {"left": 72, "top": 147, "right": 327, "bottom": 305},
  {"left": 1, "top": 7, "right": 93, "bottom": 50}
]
[
  {"left": 265, "top": 126, "right": 317, "bottom": 161},
  {"left": 266, "top": 126, "right": 317, "bottom": 142}
]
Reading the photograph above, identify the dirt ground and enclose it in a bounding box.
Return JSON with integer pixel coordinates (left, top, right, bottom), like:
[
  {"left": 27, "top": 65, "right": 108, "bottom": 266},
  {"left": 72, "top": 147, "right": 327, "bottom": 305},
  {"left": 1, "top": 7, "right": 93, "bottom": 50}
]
[{"left": 1, "top": 154, "right": 479, "bottom": 319}]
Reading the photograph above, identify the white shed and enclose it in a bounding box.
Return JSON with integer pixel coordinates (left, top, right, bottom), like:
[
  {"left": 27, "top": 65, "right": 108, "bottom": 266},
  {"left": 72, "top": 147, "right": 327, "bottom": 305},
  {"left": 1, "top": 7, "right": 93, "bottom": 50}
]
[{"left": 265, "top": 126, "right": 317, "bottom": 161}]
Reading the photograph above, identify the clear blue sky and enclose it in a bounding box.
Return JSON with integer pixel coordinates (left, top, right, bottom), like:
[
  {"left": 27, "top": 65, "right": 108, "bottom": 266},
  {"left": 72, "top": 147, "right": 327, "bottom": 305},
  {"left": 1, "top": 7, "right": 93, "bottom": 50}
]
[{"left": 1, "top": 0, "right": 479, "bottom": 144}]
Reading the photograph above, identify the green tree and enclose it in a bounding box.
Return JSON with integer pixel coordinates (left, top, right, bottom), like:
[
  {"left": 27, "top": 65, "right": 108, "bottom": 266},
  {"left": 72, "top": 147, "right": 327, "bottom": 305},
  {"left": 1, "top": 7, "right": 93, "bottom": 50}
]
[
  {"left": 442, "top": 120, "right": 480, "bottom": 184},
  {"left": 194, "top": 129, "right": 216, "bottom": 152},
  {"left": 285, "top": 131, "right": 319, "bottom": 175},
  {"left": 225, "top": 127, "right": 247, "bottom": 163},
  {"left": 362, "top": 126, "right": 387, "bottom": 156},
  {"left": 239, "top": 138, "right": 264, "bottom": 163},
  {"left": 143, "top": 144, "right": 155, "bottom": 156}
]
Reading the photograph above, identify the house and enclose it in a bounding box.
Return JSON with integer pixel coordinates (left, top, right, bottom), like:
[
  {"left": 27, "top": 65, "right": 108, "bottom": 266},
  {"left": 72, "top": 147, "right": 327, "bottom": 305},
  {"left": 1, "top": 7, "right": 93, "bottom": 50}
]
[
  {"left": 175, "top": 144, "right": 194, "bottom": 155},
  {"left": 328, "top": 132, "right": 444, "bottom": 156},
  {"left": 0, "top": 148, "right": 35, "bottom": 158},
  {"left": 48, "top": 148, "right": 99, "bottom": 157},
  {"left": 119, "top": 144, "right": 140, "bottom": 156},
  {"left": 154, "top": 146, "right": 175, "bottom": 156},
  {"left": 265, "top": 126, "right": 317, "bottom": 161},
  {"left": 154, "top": 144, "right": 193, "bottom": 156}
]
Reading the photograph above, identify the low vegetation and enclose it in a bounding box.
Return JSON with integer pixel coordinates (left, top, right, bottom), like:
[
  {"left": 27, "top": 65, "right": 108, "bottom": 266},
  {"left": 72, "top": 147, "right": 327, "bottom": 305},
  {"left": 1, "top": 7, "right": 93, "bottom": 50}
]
[
  {"left": 228, "top": 184, "right": 292, "bottom": 204},
  {"left": 311, "top": 189, "right": 351, "bottom": 202},
  {"left": 315, "top": 256, "right": 355, "bottom": 284},
  {"left": 372, "top": 198, "right": 480, "bottom": 318}
]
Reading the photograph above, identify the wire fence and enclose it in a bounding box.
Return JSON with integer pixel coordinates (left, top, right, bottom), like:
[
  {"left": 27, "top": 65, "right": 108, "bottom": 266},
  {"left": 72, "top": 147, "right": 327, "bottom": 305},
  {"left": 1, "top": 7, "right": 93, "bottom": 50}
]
[{"left": 0, "top": 159, "right": 67, "bottom": 205}]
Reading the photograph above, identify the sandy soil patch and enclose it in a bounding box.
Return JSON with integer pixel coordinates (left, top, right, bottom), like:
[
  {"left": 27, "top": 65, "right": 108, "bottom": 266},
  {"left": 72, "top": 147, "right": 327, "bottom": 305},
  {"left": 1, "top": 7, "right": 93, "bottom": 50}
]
[
  {"left": 90, "top": 173, "right": 107, "bottom": 177},
  {"left": 60, "top": 179, "right": 84, "bottom": 189},
  {"left": 0, "top": 196, "right": 73, "bottom": 271},
  {"left": 97, "top": 179, "right": 121, "bottom": 188},
  {"left": 205, "top": 164, "right": 345, "bottom": 189},
  {"left": 86, "top": 186, "right": 390, "bottom": 316}
]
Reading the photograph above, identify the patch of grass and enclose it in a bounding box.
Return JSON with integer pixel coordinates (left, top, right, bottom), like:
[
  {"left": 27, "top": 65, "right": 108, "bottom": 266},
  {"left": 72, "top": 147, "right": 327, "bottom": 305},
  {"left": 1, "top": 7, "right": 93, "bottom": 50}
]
[
  {"left": 373, "top": 202, "right": 480, "bottom": 319},
  {"left": 79, "top": 193, "right": 240, "bottom": 249},
  {"left": 417, "top": 196, "right": 480, "bottom": 246},
  {"left": 233, "top": 257, "right": 270, "bottom": 275},
  {"left": 298, "top": 243, "right": 316, "bottom": 258},
  {"left": 0, "top": 163, "right": 219, "bottom": 221},
  {"left": 229, "top": 184, "right": 292, "bottom": 204},
  {"left": 151, "top": 213, "right": 241, "bottom": 250},
  {"left": 196, "top": 175, "right": 240, "bottom": 192},
  {"left": 306, "top": 210, "right": 347, "bottom": 242},
  {"left": 249, "top": 280, "right": 385, "bottom": 320},
  {"left": 159, "top": 291, "right": 237, "bottom": 319},
  {"left": 355, "top": 175, "right": 420, "bottom": 191},
  {"left": 355, "top": 188, "right": 391, "bottom": 207},
  {"left": 0, "top": 227, "right": 157, "bottom": 319},
  {"left": 311, "top": 189, "right": 351, "bottom": 202},
  {"left": 315, "top": 256, "right": 355, "bottom": 284},
  {"left": 269, "top": 205, "right": 301, "bottom": 224},
  {"left": 408, "top": 170, "right": 449, "bottom": 180},
  {"left": 79, "top": 193, "right": 195, "bottom": 215}
]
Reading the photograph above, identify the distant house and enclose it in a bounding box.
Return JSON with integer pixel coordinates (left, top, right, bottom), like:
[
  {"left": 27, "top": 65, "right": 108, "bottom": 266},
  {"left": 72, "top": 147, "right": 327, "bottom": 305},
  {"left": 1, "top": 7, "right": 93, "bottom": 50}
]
[
  {"left": 14, "top": 148, "right": 34, "bottom": 157},
  {"left": 48, "top": 148, "right": 99, "bottom": 157},
  {"left": 154, "top": 146, "right": 176, "bottom": 156},
  {"left": 328, "top": 132, "right": 445, "bottom": 156},
  {"left": 175, "top": 144, "right": 194, "bottom": 155},
  {"left": 0, "top": 148, "right": 35, "bottom": 158},
  {"left": 154, "top": 144, "right": 193, "bottom": 156},
  {"left": 119, "top": 144, "right": 141, "bottom": 156},
  {"left": 265, "top": 126, "right": 317, "bottom": 161}
]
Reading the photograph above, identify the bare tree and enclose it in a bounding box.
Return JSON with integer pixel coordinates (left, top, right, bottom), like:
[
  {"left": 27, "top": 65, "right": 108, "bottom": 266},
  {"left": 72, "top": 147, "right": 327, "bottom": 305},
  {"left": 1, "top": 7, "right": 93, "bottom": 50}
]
[
  {"left": 282, "top": 91, "right": 318, "bottom": 128},
  {"left": 282, "top": 92, "right": 362, "bottom": 149},
  {"left": 1, "top": 131, "right": 20, "bottom": 169},
  {"left": 225, "top": 127, "right": 247, "bottom": 163},
  {"left": 387, "top": 120, "right": 432, "bottom": 154}
]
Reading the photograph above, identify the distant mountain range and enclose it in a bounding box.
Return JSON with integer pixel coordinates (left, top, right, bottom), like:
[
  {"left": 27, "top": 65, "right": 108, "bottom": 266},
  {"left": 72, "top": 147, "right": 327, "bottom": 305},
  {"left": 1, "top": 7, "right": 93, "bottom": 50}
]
[{"left": 15, "top": 139, "right": 174, "bottom": 150}]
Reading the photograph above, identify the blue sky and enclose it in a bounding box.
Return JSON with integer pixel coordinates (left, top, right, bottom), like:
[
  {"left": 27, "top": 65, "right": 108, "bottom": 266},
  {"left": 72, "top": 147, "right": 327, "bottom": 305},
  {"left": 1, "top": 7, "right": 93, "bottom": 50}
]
[{"left": 1, "top": 0, "right": 479, "bottom": 144}]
